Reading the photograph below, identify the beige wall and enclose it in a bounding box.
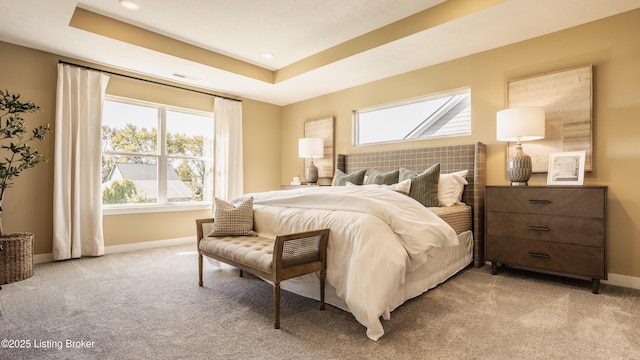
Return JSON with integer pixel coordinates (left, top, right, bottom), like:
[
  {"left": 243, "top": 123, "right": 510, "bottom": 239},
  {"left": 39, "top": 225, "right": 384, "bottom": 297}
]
[
  {"left": 0, "top": 40, "right": 281, "bottom": 254},
  {"left": 281, "top": 9, "right": 640, "bottom": 279},
  {"left": 0, "top": 42, "right": 57, "bottom": 256}
]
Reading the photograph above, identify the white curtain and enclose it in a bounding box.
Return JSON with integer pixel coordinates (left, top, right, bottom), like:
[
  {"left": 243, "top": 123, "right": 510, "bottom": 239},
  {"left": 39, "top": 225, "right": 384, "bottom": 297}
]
[
  {"left": 52, "top": 64, "right": 110, "bottom": 260},
  {"left": 213, "top": 97, "right": 244, "bottom": 201}
]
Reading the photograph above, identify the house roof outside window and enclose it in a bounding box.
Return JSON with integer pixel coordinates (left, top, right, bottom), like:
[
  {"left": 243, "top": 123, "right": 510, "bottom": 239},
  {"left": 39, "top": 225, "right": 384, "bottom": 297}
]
[{"left": 102, "top": 163, "right": 192, "bottom": 201}]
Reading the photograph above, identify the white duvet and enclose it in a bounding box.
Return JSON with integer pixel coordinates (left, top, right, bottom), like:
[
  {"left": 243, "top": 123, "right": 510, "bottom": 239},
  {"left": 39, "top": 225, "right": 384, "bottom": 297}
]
[{"left": 232, "top": 186, "right": 458, "bottom": 341}]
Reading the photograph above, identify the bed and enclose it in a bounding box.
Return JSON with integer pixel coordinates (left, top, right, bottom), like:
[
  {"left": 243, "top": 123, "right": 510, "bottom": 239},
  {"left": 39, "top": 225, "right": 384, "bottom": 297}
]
[{"left": 226, "top": 142, "right": 486, "bottom": 340}]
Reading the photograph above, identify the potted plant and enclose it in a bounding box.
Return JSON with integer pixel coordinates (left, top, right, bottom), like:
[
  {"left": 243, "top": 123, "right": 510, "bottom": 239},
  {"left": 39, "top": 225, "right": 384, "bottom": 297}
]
[{"left": 0, "top": 89, "right": 50, "bottom": 286}]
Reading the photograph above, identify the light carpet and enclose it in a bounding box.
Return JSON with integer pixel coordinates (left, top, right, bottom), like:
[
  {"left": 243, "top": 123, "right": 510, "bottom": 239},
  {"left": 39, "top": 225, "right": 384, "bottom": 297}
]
[{"left": 1, "top": 244, "right": 639, "bottom": 360}]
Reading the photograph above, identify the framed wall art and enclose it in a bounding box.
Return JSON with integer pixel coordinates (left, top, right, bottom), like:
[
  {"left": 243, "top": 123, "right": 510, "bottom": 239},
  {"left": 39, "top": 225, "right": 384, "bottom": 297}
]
[
  {"left": 507, "top": 65, "right": 593, "bottom": 173},
  {"left": 304, "top": 116, "right": 334, "bottom": 179},
  {"left": 547, "top": 151, "right": 586, "bottom": 185}
]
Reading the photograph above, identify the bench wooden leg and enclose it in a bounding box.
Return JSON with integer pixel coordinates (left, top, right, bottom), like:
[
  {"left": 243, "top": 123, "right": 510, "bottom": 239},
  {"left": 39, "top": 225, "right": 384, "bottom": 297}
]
[
  {"left": 198, "top": 253, "right": 203, "bottom": 286},
  {"left": 274, "top": 282, "right": 281, "bottom": 329},
  {"left": 319, "top": 269, "right": 326, "bottom": 311}
]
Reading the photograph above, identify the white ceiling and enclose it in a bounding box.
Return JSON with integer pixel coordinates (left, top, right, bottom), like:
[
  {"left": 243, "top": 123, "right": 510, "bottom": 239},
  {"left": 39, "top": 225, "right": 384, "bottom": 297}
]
[{"left": 1, "top": 0, "right": 639, "bottom": 105}]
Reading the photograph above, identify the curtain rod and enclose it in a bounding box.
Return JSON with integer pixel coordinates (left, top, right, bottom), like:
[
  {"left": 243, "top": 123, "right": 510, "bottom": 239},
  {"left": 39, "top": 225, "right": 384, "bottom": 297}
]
[{"left": 58, "top": 60, "right": 242, "bottom": 103}]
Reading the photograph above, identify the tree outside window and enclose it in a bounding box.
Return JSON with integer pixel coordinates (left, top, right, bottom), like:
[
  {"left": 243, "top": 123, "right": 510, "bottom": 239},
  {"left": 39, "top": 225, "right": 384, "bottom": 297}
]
[{"left": 101, "top": 98, "right": 213, "bottom": 207}]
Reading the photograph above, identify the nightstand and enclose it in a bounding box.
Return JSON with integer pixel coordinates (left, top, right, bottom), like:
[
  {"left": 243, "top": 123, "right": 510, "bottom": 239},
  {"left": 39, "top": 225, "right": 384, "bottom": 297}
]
[{"left": 485, "top": 186, "right": 607, "bottom": 293}]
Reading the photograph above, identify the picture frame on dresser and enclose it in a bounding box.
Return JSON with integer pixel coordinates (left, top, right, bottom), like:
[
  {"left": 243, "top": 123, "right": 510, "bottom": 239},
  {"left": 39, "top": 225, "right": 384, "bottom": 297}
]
[{"left": 547, "top": 151, "right": 586, "bottom": 185}]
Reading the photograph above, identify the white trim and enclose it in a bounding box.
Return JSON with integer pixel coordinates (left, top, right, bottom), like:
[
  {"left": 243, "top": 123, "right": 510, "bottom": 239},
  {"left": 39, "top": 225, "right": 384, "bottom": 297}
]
[
  {"left": 101, "top": 96, "right": 213, "bottom": 208},
  {"left": 33, "top": 236, "right": 195, "bottom": 264},
  {"left": 103, "top": 203, "right": 211, "bottom": 215},
  {"left": 483, "top": 261, "right": 640, "bottom": 291},
  {"left": 602, "top": 273, "right": 640, "bottom": 290},
  {"left": 33, "top": 253, "right": 54, "bottom": 264},
  {"left": 104, "top": 236, "right": 194, "bottom": 255}
]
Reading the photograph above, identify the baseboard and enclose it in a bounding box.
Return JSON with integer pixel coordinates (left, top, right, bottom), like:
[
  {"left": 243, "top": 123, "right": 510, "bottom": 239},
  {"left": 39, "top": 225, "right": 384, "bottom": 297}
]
[
  {"left": 33, "top": 237, "right": 195, "bottom": 264},
  {"left": 33, "top": 253, "right": 54, "bottom": 264},
  {"left": 603, "top": 273, "right": 640, "bottom": 290},
  {"left": 483, "top": 261, "right": 640, "bottom": 291},
  {"left": 104, "top": 236, "right": 194, "bottom": 255}
]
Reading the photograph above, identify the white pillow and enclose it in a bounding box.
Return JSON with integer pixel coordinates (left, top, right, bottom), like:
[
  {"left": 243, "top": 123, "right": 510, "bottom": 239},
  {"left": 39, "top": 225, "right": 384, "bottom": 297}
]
[
  {"left": 346, "top": 178, "right": 411, "bottom": 195},
  {"left": 438, "top": 170, "right": 468, "bottom": 207},
  {"left": 391, "top": 178, "right": 412, "bottom": 195}
]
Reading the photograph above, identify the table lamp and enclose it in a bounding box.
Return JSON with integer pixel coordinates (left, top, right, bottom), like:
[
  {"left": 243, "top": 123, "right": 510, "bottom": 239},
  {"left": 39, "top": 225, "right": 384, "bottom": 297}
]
[
  {"left": 298, "top": 138, "right": 324, "bottom": 184},
  {"left": 496, "top": 107, "right": 545, "bottom": 186}
]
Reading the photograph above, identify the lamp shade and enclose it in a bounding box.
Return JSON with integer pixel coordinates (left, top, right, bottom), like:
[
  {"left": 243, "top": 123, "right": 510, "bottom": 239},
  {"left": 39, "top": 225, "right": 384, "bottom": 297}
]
[
  {"left": 298, "top": 138, "right": 324, "bottom": 158},
  {"left": 496, "top": 107, "right": 545, "bottom": 142}
]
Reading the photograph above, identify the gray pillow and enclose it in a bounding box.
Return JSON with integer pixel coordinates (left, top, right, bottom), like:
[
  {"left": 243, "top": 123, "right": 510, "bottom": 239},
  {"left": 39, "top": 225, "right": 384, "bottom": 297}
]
[
  {"left": 331, "top": 169, "right": 367, "bottom": 186},
  {"left": 399, "top": 163, "right": 440, "bottom": 207},
  {"left": 365, "top": 169, "right": 400, "bottom": 185},
  {"left": 209, "top": 197, "right": 256, "bottom": 237}
]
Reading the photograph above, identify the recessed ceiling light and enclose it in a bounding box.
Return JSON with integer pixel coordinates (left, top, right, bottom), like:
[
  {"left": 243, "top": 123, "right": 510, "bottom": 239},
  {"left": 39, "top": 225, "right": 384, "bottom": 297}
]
[
  {"left": 262, "top": 52, "right": 275, "bottom": 59},
  {"left": 119, "top": 0, "right": 140, "bottom": 10}
]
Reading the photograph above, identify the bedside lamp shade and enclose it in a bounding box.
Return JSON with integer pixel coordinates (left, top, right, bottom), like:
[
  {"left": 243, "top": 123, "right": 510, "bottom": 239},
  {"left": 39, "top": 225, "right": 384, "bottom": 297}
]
[
  {"left": 298, "top": 138, "right": 324, "bottom": 184},
  {"left": 496, "top": 107, "right": 545, "bottom": 186},
  {"left": 298, "top": 138, "right": 324, "bottom": 159}
]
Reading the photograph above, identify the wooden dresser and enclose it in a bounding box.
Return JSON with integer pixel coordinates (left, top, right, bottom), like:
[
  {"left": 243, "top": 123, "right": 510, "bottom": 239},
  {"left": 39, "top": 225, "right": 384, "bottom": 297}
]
[{"left": 485, "top": 186, "right": 607, "bottom": 293}]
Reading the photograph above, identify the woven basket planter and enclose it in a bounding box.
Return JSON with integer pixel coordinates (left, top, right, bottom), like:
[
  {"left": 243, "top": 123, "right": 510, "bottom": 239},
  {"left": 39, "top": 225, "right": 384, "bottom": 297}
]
[{"left": 0, "top": 232, "right": 34, "bottom": 285}]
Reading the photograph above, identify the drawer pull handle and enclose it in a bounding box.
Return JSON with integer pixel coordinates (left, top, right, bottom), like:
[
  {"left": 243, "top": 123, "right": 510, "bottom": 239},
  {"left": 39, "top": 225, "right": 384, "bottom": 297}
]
[
  {"left": 528, "top": 226, "right": 550, "bottom": 232},
  {"left": 529, "top": 199, "right": 552, "bottom": 205},
  {"left": 528, "top": 252, "right": 550, "bottom": 259}
]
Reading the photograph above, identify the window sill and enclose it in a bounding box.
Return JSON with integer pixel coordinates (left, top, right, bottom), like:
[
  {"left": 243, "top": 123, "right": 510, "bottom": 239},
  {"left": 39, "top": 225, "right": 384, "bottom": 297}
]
[{"left": 103, "top": 203, "right": 212, "bottom": 216}]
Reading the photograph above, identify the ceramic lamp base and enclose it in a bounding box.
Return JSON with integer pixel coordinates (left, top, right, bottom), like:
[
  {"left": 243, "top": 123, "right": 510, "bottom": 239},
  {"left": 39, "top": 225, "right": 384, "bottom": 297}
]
[
  {"left": 305, "top": 161, "right": 318, "bottom": 184},
  {"left": 507, "top": 143, "right": 532, "bottom": 186}
]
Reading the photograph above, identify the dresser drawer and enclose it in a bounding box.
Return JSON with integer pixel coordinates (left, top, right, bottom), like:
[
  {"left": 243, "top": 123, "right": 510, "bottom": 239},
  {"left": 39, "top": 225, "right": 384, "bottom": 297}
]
[
  {"left": 486, "top": 187, "right": 605, "bottom": 218},
  {"left": 486, "top": 236, "right": 605, "bottom": 278},
  {"left": 486, "top": 212, "right": 605, "bottom": 247}
]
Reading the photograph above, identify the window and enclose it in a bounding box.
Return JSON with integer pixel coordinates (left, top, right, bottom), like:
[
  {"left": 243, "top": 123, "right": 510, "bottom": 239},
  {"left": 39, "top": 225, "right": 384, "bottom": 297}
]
[
  {"left": 101, "top": 97, "right": 214, "bottom": 213},
  {"left": 354, "top": 88, "right": 471, "bottom": 145}
]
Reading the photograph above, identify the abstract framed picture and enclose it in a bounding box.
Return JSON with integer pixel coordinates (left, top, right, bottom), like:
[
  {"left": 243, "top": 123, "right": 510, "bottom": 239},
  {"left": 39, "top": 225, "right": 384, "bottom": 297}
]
[
  {"left": 507, "top": 65, "right": 593, "bottom": 173},
  {"left": 547, "top": 151, "right": 586, "bottom": 185},
  {"left": 304, "top": 116, "right": 334, "bottom": 179}
]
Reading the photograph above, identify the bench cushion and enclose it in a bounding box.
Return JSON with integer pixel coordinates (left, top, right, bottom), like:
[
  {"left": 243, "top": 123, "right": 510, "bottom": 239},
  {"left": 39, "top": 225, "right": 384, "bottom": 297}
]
[{"left": 199, "top": 236, "right": 274, "bottom": 274}]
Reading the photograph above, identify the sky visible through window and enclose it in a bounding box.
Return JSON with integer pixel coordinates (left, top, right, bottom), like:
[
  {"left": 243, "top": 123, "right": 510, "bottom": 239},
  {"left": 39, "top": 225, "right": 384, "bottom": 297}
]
[
  {"left": 357, "top": 98, "right": 448, "bottom": 144},
  {"left": 356, "top": 89, "right": 470, "bottom": 145}
]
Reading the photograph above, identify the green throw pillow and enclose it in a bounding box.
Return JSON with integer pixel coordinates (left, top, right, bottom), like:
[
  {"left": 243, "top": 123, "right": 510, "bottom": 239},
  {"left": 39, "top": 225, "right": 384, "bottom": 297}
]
[
  {"left": 399, "top": 163, "right": 440, "bottom": 207},
  {"left": 364, "top": 169, "right": 400, "bottom": 185},
  {"left": 331, "top": 169, "right": 367, "bottom": 186}
]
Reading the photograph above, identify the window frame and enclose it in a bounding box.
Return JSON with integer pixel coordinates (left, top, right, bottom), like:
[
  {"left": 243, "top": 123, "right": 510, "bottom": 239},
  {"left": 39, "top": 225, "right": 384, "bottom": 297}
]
[
  {"left": 353, "top": 87, "right": 471, "bottom": 146},
  {"left": 101, "top": 96, "right": 214, "bottom": 215}
]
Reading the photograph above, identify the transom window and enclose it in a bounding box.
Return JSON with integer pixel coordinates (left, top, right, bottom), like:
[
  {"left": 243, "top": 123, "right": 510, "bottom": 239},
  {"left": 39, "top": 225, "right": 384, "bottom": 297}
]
[
  {"left": 354, "top": 88, "right": 471, "bottom": 146},
  {"left": 101, "top": 97, "right": 213, "bottom": 212}
]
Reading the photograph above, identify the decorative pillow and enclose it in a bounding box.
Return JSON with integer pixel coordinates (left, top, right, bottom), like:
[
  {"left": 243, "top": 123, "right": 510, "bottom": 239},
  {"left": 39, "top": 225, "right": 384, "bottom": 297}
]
[
  {"left": 439, "top": 170, "right": 469, "bottom": 207},
  {"left": 209, "top": 197, "right": 256, "bottom": 237},
  {"left": 331, "top": 169, "right": 367, "bottom": 186},
  {"left": 399, "top": 163, "right": 441, "bottom": 207},
  {"left": 364, "top": 169, "right": 400, "bottom": 185}
]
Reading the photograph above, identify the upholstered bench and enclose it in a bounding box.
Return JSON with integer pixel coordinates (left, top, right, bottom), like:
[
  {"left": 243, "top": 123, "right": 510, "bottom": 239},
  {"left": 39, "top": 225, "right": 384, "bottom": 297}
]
[{"left": 196, "top": 218, "right": 329, "bottom": 329}]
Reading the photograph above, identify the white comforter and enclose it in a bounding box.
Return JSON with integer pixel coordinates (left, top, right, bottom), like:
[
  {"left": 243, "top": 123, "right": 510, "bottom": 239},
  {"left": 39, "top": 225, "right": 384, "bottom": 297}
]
[{"left": 233, "top": 186, "right": 458, "bottom": 341}]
